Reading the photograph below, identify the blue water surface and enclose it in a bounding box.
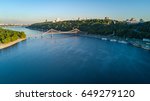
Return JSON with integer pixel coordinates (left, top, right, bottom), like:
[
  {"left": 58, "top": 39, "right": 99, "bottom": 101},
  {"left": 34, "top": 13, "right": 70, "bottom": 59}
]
[{"left": 0, "top": 27, "right": 150, "bottom": 84}]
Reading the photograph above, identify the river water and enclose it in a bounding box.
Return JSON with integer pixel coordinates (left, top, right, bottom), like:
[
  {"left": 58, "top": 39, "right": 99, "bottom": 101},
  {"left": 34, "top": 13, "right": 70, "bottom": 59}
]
[{"left": 0, "top": 27, "right": 150, "bottom": 84}]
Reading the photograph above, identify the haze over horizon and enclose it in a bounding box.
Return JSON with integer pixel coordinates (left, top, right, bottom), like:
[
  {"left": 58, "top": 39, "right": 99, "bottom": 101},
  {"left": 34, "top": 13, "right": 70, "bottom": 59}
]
[{"left": 0, "top": 0, "right": 150, "bottom": 24}]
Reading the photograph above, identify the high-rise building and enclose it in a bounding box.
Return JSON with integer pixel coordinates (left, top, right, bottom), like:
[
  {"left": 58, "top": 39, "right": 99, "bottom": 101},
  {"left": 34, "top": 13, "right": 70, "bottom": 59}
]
[
  {"left": 139, "top": 19, "right": 144, "bottom": 23},
  {"left": 105, "top": 17, "right": 109, "bottom": 20},
  {"left": 78, "top": 17, "right": 81, "bottom": 21},
  {"left": 45, "top": 19, "right": 48, "bottom": 22}
]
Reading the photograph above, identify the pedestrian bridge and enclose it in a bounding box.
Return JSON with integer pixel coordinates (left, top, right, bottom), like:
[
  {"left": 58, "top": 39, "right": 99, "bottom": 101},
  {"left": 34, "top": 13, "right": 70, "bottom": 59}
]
[
  {"left": 27, "top": 29, "right": 80, "bottom": 39},
  {"left": 44, "top": 28, "right": 80, "bottom": 34}
]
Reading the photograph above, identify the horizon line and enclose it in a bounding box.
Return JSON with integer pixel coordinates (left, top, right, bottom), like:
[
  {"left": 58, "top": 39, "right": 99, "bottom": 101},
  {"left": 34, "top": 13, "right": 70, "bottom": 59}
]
[{"left": 0, "top": 17, "right": 149, "bottom": 25}]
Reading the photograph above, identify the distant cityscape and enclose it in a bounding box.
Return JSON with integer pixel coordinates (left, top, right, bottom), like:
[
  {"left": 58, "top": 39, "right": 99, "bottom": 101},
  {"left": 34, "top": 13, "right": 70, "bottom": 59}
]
[
  {"left": 41, "top": 17, "right": 145, "bottom": 25},
  {"left": 0, "top": 17, "right": 145, "bottom": 26},
  {"left": 48, "top": 17, "right": 145, "bottom": 22},
  {"left": 0, "top": 23, "right": 30, "bottom": 26}
]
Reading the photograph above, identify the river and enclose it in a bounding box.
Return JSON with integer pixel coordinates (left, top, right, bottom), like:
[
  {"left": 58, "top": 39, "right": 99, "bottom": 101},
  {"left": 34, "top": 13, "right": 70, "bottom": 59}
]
[{"left": 0, "top": 27, "right": 150, "bottom": 84}]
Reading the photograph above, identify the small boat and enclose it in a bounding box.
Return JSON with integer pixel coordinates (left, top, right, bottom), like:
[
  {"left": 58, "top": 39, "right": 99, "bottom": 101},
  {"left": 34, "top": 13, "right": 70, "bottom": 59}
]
[
  {"left": 101, "top": 38, "right": 107, "bottom": 40},
  {"left": 142, "top": 45, "right": 150, "bottom": 50},
  {"left": 110, "top": 39, "right": 117, "bottom": 42},
  {"left": 131, "top": 42, "right": 141, "bottom": 48},
  {"left": 118, "top": 40, "right": 128, "bottom": 44},
  {"left": 146, "top": 43, "right": 150, "bottom": 45}
]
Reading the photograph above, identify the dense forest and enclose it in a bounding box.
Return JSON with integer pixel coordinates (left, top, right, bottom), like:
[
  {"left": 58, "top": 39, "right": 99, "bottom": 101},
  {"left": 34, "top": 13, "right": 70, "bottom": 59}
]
[
  {"left": 0, "top": 28, "right": 26, "bottom": 44},
  {"left": 27, "top": 19, "right": 150, "bottom": 39}
]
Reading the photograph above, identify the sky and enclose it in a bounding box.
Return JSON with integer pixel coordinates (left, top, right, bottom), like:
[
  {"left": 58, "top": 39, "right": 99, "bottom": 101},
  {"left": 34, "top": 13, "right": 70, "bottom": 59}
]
[{"left": 0, "top": 0, "right": 150, "bottom": 24}]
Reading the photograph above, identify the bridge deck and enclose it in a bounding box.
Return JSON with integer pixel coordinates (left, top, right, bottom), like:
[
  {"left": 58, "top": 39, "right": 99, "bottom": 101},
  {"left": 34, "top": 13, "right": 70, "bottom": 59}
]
[{"left": 44, "top": 28, "right": 80, "bottom": 34}]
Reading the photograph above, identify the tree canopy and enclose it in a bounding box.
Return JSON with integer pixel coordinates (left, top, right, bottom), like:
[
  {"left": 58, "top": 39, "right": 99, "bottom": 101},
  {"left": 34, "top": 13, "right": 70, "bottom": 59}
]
[
  {"left": 0, "top": 28, "right": 26, "bottom": 44},
  {"left": 28, "top": 19, "right": 150, "bottom": 39}
]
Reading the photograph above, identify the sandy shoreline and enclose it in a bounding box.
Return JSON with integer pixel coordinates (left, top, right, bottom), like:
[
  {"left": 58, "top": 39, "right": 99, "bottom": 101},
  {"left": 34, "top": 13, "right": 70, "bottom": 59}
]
[{"left": 0, "top": 38, "right": 26, "bottom": 49}]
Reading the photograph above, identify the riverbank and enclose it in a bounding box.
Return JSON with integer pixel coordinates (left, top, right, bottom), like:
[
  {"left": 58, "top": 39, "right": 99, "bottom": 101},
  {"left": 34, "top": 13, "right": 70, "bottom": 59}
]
[
  {"left": 78, "top": 33, "right": 150, "bottom": 51},
  {"left": 26, "top": 27, "right": 150, "bottom": 51},
  {"left": 0, "top": 38, "right": 26, "bottom": 49}
]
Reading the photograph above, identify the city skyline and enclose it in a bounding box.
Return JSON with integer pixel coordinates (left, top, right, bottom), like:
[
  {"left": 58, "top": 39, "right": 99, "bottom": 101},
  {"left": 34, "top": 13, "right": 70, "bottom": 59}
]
[{"left": 0, "top": 0, "right": 150, "bottom": 24}]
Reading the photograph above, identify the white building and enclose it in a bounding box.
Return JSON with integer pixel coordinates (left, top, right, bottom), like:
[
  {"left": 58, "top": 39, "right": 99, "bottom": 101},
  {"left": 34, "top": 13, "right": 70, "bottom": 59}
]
[
  {"left": 143, "top": 38, "right": 150, "bottom": 42},
  {"left": 53, "top": 18, "right": 61, "bottom": 23},
  {"left": 105, "top": 17, "right": 109, "bottom": 20},
  {"left": 126, "top": 18, "right": 139, "bottom": 24}
]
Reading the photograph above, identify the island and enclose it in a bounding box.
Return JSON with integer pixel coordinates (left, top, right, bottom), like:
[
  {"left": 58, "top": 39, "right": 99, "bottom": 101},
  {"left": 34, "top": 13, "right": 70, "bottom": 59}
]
[
  {"left": 27, "top": 18, "right": 150, "bottom": 50},
  {"left": 0, "top": 28, "right": 26, "bottom": 49}
]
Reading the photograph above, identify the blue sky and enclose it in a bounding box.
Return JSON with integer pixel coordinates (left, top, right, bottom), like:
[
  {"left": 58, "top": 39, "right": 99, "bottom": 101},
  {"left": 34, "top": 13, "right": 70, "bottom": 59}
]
[{"left": 0, "top": 0, "right": 150, "bottom": 24}]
